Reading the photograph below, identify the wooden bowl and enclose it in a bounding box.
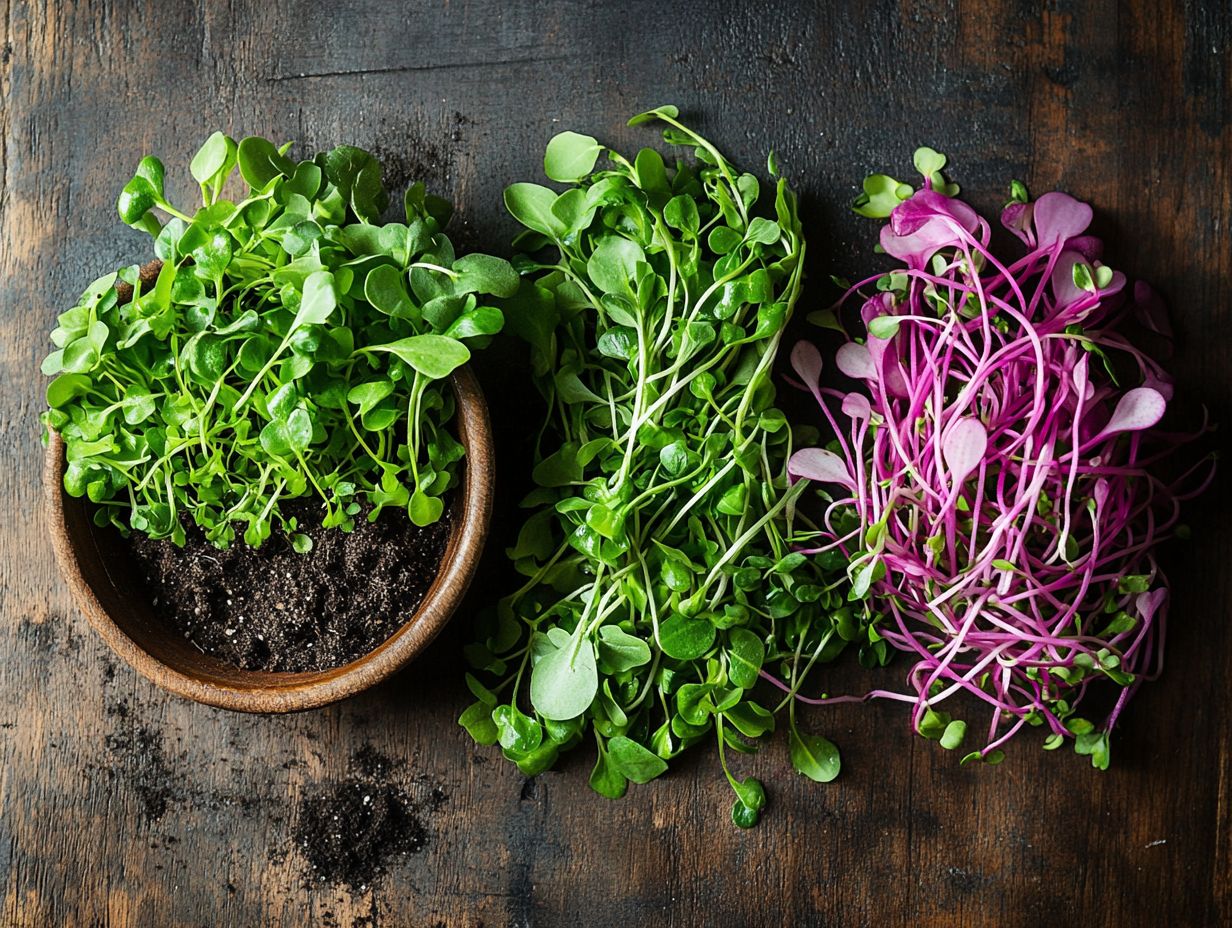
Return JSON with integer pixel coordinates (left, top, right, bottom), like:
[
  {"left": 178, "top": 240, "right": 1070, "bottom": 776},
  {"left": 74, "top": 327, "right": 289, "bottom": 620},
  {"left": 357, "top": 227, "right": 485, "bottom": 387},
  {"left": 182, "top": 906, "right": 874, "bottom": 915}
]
[{"left": 44, "top": 262, "right": 494, "bottom": 713}]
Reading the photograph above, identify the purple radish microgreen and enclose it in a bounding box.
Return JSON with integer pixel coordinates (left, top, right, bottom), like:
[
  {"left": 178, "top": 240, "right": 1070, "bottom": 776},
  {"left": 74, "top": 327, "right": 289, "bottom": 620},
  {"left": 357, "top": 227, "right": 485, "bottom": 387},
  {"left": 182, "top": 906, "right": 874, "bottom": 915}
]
[{"left": 787, "top": 152, "right": 1214, "bottom": 770}]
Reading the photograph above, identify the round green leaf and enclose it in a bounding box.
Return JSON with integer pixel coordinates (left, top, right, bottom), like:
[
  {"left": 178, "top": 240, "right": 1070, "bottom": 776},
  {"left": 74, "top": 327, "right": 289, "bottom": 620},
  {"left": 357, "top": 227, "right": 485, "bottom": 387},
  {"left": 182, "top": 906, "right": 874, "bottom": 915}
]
[
  {"left": 658, "top": 614, "right": 716, "bottom": 661},
  {"left": 451, "top": 253, "right": 520, "bottom": 298},
  {"left": 606, "top": 735, "right": 668, "bottom": 784},
  {"left": 293, "top": 270, "right": 338, "bottom": 330},
  {"left": 409, "top": 489, "right": 444, "bottom": 526},
  {"left": 192, "top": 231, "right": 233, "bottom": 278},
  {"left": 444, "top": 306, "right": 504, "bottom": 339},
  {"left": 726, "top": 627, "right": 765, "bottom": 689},
  {"left": 790, "top": 729, "right": 841, "bottom": 782},
  {"left": 529, "top": 636, "right": 599, "bottom": 721},
  {"left": 544, "top": 131, "right": 602, "bottom": 183},
  {"left": 117, "top": 177, "right": 156, "bottom": 226},
  {"left": 587, "top": 236, "right": 645, "bottom": 295},
  {"left": 237, "top": 136, "right": 294, "bottom": 189},
  {"left": 190, "top": 131, "right": 235, "bottom": 184},
  {"left": 364, "top": 264, "right": 414, "bottom": 317},
  {"left": 346, "top": 380, "right": 395, "bottom": 416},
  {"left": 503, "top": 183, "right": 563, "bottom": 237},
  {"left": 596, "top": 625, "right": 652, "bottom": 672}
]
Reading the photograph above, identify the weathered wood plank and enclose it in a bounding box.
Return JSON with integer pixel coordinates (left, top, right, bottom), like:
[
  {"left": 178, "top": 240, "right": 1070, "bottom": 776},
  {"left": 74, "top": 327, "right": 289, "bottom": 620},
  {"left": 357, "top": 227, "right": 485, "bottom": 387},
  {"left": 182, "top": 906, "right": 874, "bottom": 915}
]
[{"left": 0, "top": 0, "right": 1228, "bottom": 925}]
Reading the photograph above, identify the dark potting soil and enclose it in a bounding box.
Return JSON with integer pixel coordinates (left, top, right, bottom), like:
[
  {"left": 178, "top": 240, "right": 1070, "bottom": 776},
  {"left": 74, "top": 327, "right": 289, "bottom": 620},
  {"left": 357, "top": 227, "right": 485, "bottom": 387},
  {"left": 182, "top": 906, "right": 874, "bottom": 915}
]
[
  {"left": 293, "top": 747, "right": 442, "bottom": 891},
  {"left": 126, "top": 499, "right": 451, "bottom": 672}
]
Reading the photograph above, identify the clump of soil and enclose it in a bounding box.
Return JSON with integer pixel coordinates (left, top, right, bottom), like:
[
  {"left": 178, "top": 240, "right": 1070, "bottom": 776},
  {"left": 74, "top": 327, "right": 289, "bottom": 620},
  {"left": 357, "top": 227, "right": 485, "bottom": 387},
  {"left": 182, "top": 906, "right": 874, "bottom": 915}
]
[
  {"left": 127, "top": 499, "right": 450, "bottom": 672},
  {"left": 293, "top": 747, "right": 441, "bottom": 891}
]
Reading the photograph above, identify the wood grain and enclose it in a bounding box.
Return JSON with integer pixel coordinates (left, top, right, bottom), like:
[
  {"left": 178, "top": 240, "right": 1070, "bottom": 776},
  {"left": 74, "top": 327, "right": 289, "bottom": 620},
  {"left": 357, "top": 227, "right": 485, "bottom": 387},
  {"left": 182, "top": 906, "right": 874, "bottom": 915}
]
[{"left": 1, "top": 0, "right": 1228, "bottom": 925}]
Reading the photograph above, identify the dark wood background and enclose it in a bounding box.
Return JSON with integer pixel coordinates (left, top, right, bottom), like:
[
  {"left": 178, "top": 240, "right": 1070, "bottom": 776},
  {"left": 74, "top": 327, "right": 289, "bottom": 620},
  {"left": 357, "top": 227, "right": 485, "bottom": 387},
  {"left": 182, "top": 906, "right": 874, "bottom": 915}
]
[{"left": 2, "top": 1, "right": 1229, "bottom": 925}]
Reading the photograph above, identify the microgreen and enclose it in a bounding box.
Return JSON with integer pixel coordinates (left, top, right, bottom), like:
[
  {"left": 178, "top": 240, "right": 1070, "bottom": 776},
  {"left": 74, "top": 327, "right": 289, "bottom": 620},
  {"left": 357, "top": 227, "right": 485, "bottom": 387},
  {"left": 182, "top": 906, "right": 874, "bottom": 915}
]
[
  {"left": 42, "top": 134, "right": 514, "bottom": 547},
  {"left": 788, "top": 149, "right": 1215, "bottom": 767},
  {"left": 461, "top": 109, "right": 862, "bottom": 821}
]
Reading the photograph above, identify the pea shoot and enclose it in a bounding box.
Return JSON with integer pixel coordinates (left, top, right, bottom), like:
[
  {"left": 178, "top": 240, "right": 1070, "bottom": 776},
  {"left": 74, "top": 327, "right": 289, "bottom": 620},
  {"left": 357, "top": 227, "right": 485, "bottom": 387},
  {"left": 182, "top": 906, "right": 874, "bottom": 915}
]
[
  {"left": 461, "top": 108, "right": 866, "bottom": 825},
  {"left": 42, "top": 133, "right": 515, "bottom": 548}
]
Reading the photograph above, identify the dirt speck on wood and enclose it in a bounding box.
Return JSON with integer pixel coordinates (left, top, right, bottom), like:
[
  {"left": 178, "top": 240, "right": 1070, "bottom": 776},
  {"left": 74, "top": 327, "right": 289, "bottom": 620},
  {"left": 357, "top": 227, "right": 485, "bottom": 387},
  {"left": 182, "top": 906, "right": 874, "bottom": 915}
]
[
  {"left": 103, "top": 698, "right": 184, "bottom": 822},
  {"left": 127, "top": 499, "right": 450, "bottom": 672}
]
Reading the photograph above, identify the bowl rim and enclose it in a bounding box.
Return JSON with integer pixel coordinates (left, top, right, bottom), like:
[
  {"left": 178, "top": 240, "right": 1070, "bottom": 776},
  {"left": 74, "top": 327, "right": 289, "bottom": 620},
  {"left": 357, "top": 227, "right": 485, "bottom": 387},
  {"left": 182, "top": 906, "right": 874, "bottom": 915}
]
[{"left": 44, "top": 365, "right": 493, "bottom": 713}]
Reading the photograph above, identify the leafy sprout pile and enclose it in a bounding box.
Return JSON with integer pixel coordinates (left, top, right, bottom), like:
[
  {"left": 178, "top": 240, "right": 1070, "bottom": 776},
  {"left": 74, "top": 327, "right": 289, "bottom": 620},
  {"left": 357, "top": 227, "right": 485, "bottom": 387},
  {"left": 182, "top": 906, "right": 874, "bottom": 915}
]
[
  {"left": 41, "top": 133, "right": 517, "bottom": 549},
  {"left": 787, "top": 149, "right": 1214, "bottom": 768},
  {"left": 462, "top": 108, "right": 868, "bottom": 827}
]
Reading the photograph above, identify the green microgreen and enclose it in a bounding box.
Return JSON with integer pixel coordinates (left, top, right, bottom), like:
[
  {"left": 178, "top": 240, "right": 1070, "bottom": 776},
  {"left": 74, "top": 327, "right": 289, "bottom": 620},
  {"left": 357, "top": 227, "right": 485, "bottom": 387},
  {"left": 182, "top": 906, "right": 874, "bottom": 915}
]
[
  {"left": 460, "top": 108, "right": 863, "bottom": 824},
  {"left": 42, "top": 134, "right": 514, "bottom": 547}
]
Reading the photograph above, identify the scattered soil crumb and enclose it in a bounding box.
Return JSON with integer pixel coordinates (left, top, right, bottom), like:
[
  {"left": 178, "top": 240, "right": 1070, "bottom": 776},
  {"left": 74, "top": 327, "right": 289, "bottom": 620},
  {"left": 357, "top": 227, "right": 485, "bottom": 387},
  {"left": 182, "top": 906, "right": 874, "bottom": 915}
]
[
  {"left": 127, "top": 499, "right": 450, "bottom": 672},
  {"left": 293, "top": 747, "right": 443, "bottom": 891},
  {"left": 103, "top": 699, "right": 183, "bottom": 821}
]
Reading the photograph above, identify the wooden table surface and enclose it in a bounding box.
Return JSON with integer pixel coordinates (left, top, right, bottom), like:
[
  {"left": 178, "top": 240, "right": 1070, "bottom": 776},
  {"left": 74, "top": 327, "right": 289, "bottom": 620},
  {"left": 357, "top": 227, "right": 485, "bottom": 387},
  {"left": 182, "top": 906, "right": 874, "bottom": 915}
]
[{"left": 2, "top": 1, "right": 1229, "bottom": 925}]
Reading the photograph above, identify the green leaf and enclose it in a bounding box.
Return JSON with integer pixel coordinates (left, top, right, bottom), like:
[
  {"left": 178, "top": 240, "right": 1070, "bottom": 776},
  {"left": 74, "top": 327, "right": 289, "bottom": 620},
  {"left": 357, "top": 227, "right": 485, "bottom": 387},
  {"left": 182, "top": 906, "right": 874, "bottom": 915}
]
[
  {"left": 364, "top": 334, "right": 470, "bottom": 380},
  {"left": 868, "top": 315, "right": 901, "bottom": 339},
  {"left": 731, "top": 800, "right": 759, "bottom": 829},
  {"left": 192, "top": 232, "right": 233, "bottom": 277},
  {"left": 724, "top": 701, "right": 775, "bottom": 738},
  {"left": 658, "top": 614, "right": 716, "bottom": 661},
  {"left": 320, "top": 144, "right": 388, "bottom": 222},
  {"left": 459, "top": 701, "right": 499, "bottom": 745},
  {"left": 493, "top": 704, "right": 542, "bottom": 754},
  {"left": 46, "top": 373, "right": 92, "bottom": 408},
  {"left": 182, "top": 333, "right": 227, "bottom": 384},
  {"left": 790, "top": 729, "right": 841, "bottom": 782},
  {"left": 364, "top": 264, "right": 415, "bottom": 316},
  {"left": 346, "top": 380, "right": 395, "bottom": 416},
  {"left": 134, "top": 155, "right": 165, "bottom": 195},
  {"left": 853, "top": 173, "right": 908, "bottom": 219},
  {"left": 597, "top": 326, "right": 637, "bottom": 361},
  {"left": 504, "top": 183, "right": 563, "bottom": 237},
  {"left": 913, "top": 146, "right": 947, "bottom": 177},
  {"left": 606, "top": 735, "right": 668, "bottom": 784},
  {"left": 633, "top": 148, "right": 668, "bottom": 192},
  {"left": 587, "top": 236, "right": 645, "bottom": 295},
  {"left": 445, "top": 306, "right": 504, "bottom": 339},
  {"left": 409, "top": 489, "right": 445, "bottom": 526},
  {"left": 117, "top": 176, "right": 156, "bottom": 226},
  {"left": 744, "top": 217, "right": 781, "bottom": 245},
  {"left": 708, "top": 226, "right": 742, "bottom": 255},
  {"left": 259, "top": 407, "right": 313, "bottom": 457},
  {"left": 190, "top": 131, "right": 236, "bottom": 184},
  {"left": 544, "top": 131, "right": 603, "bottom": 183},
  {"left": 675, "top": 683, "right": 714, "bottom": 726},
  {"left": 627, "top": 104, "right": 679, "bottom": 126},
  {"left": 293, "top": 270, "right": 338, "bottom": 331},
  {"left": 733, "top": 776, "right": 766, "bottom": 812},
  {"left": 663, "top": 195, "right": 700, "bottom": 235},
  {"left": 529, "top": 635, "right": 599, "bottom": 721},
  {"left": 237, "top": 136, "right": 294, "bottom": 189},
  {"left": 596, "top": 625, "right": 652, "bottom": 672},
  {"left": 452, "top": 253, "right": 520, "bottom": 298},
  {"left": 589, "top": 749, "right": 629, "bottom": 799},
  {"left": 939, "top": 720, "right": 967, "bottom": 750},
  {"left": 726, "top": 627, "right": 765, "bottom": 689}
]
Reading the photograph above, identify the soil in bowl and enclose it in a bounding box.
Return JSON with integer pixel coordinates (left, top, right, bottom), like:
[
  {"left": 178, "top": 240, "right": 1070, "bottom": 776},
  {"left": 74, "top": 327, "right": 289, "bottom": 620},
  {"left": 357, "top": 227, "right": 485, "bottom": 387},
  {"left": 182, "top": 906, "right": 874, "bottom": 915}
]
[{"left": 126, "top": 499, "right": 451, "bottom": 672}]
